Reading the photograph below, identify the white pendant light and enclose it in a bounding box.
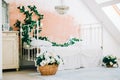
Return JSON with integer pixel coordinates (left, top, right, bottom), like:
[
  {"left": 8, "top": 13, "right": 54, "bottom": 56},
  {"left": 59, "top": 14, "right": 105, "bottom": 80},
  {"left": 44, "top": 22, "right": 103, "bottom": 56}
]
[{"left": 55, "top": 0, "right": 69, "bottom": 15}]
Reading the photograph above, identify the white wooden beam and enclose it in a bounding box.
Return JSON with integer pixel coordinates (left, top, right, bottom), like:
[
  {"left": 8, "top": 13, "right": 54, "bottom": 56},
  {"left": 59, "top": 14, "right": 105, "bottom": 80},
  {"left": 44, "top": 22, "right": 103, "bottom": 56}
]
[{"left": 99, "top": 0, "right": 120, "bottom": 7}]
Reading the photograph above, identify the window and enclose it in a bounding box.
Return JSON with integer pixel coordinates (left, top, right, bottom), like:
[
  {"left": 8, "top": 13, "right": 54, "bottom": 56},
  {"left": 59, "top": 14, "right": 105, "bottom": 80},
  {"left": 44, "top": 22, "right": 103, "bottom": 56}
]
[
  {"left": 102, "top": 3, "right": 120, "bottom": 31},
  {"left": 2, "top": 0, "right": 9, "bottom": 30},
  {"left": 95, "top": 0, "right": 114, "bottom": 4}
]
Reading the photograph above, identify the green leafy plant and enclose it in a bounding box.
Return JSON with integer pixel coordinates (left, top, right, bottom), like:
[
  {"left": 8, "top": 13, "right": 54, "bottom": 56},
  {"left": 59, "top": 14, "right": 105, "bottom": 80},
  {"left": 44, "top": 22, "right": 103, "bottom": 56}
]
[
  {"left": 50, "top": 38, "right": 82, "bottom": 47},
  {"left": 102, "top": 55, "right": 118, "bottom": 67},
  {"left": 14, "top": 5, "right": 44, "bottom": 45}
]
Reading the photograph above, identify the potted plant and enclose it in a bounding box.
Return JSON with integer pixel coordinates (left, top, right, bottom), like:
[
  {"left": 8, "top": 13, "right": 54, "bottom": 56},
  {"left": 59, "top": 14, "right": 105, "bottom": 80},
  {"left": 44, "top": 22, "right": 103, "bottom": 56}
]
[
  {"left": 102, "top": 55, "right": 118, "bottom": 68},
  {"left": 35, "top": 51, "right": 64, "bottom": 75}
]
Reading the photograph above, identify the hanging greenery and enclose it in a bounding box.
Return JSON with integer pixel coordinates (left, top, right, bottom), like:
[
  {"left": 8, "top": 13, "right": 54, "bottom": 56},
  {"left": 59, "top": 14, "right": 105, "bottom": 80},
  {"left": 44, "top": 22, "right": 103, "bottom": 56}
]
[
  {"left": 37, "top": 36, "right": 82, "bottom": 47},
  {"left": 14, "top": 5, "right": 44, "bottom": 45},
  {"left": 14, "top": 5, "right": 81, "bottom": 47},
  {"left": 50, "top": 38, "right": 82, "bottom": 47}
]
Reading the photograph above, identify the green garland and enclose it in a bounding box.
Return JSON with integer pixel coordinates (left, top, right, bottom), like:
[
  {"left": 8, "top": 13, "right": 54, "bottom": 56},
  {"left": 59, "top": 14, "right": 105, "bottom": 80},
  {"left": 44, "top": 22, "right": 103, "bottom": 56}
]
[
  {"left": 38, "top": 36, "right": 82, "bottom": 47},
  {"left": 14, "top": 5, "right": 43, "bottom": 45},
  {"left": 50, "top": 38, "right": 81, "bottom": 47},
  {"left": 14, "top": 5, "right": 82, "bottom": 47}
]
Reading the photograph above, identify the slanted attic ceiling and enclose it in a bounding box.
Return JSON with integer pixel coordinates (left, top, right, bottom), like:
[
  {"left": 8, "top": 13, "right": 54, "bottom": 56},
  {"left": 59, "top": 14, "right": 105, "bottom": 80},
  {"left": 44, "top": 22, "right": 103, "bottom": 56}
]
[{"left": 82, "top": 0, "right": 120, "bottom": 44}]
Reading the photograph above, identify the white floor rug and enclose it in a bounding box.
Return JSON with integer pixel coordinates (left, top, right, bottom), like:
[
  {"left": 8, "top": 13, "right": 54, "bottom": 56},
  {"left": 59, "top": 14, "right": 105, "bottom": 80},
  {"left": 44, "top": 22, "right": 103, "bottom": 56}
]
[
  {"left": 36, "top": 67, "right": 120, "bottom": 80},
  {"left": 38, "top": 76, "right": 67, "bottom": 80}
]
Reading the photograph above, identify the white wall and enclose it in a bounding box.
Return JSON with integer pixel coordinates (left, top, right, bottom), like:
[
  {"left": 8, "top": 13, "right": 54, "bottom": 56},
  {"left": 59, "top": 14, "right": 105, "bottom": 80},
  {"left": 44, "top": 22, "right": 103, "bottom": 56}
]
[
  {"left": 7, "top": 0, "right": 98, "bottom": 24},
  {"left": 64, "top": 0, "right": 99, "bottom": 24},
  {"left": 0, "top": 0, "right": 2, "bottom": 79},
  {"left": 103, "top": 28, "right": 120, "bottom": 57}
]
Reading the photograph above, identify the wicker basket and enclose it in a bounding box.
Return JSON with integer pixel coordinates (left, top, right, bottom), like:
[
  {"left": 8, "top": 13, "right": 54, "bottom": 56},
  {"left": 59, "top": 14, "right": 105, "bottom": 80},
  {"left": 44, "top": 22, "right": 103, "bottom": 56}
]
[
  {"left": 106, "top": 64, "right": 113, "bottom": 68},
  {"left": 39, "top": 64, "right": 58, "bottom": 75}
]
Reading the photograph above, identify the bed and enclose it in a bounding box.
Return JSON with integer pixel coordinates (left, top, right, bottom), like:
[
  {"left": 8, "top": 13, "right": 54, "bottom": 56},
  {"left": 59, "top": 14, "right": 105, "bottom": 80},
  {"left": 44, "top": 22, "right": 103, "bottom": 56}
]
[
  {"left": 51, "top": 42, "right": 103, "bottom": 70},
  {"left": 21, "top": 23, "right": 103, "bottom": 69}
]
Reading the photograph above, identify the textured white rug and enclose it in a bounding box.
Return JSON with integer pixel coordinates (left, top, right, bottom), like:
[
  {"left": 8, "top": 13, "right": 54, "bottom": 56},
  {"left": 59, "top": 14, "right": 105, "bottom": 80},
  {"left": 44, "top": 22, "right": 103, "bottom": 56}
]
[
  {"left": 34, "top": 67, "right": 120, "bottom": 80},
  {"left": 38, "top": 76, "right": 67, "bottom": 80}
]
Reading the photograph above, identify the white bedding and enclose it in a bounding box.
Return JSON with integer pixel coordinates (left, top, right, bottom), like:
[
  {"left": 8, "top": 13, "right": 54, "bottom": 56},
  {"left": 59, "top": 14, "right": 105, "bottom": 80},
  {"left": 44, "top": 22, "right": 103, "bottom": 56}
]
[
  {"left": 31, "top": 39, "right": 103, "bottom": 70},
  {"left": 51, "top": 43, "right": 103, "bottom": 70},
  {"left": 52, "top": 46, "right": 81, "bottom": 56}
]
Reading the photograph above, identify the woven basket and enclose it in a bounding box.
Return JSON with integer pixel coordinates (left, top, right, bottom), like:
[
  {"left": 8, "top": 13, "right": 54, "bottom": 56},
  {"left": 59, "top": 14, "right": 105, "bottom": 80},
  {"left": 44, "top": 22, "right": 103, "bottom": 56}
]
[
  {"left": 106, "top": 64, "right": 113, "bottom": 68},
  {"left": 39, "top": 64, "right": 58, "bottom": 75}
]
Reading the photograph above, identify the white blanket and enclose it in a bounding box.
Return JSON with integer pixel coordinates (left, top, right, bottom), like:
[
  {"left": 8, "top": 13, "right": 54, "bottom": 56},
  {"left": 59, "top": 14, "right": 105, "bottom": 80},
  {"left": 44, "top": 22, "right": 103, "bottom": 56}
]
[
  {"left": 31, "top": 39, "right": 103, "bottom": 70},
  {"left": 51, "top": 43, "right": 103, "bottom": 70}
]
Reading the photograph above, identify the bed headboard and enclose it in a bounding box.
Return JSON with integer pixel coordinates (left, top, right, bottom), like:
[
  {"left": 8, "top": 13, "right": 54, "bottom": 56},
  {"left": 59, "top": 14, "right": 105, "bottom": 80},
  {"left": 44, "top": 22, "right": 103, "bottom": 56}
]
[{"left": 79, "top": 23, "right": 103, "bottom": 48}]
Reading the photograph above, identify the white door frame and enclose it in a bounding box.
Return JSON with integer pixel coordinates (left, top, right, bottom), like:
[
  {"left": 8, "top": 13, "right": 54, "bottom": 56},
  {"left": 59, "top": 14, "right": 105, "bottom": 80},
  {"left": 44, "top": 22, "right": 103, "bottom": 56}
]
[{"left": 0, "top": 0, "right": 2, "bottom": 79}]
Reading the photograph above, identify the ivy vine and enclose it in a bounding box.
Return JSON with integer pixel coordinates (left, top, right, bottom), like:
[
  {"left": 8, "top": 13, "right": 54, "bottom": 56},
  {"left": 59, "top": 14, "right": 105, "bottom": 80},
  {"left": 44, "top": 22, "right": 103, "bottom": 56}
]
[
  {"left": 37, "top": 36, "right": 82, "bottom": 47},
  {"left": 14, "top": 5, "right": 81, "bottom": 47},
  {"left": 14, "top": 5, "right": 44, "bottom": 45},
  {"left": 50, "top": 38, "right": 81, "bottom": 47}
]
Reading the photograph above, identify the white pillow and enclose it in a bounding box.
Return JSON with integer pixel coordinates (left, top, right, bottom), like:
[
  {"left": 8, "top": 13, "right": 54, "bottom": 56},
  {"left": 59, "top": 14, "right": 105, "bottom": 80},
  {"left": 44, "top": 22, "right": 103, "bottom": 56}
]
[{"left": 31, "top": 38, "right": 52, "bottom": 47}]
